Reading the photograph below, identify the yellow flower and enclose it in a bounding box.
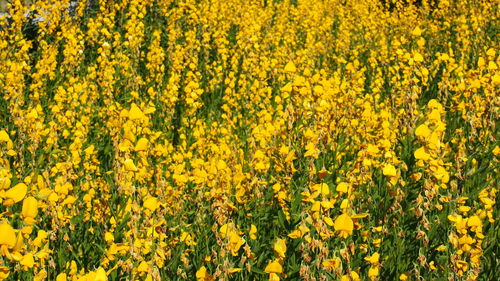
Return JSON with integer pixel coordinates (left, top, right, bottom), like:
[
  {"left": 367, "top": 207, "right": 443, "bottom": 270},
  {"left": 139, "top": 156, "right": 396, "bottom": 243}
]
[
  {"left": 0, "top": 266, "right": 10, "bottom": 280},
  {"left": 436, "top": 245, "right": 446, "bottom": 252},
  {"left": 288, "top": 225, "right": 310, "bottom": 239},
  {"left": 94, "top": 267, "right": 107, "bottom": 281},
  {"left": 22, "top": 196, "right": 38, "bottom": 225},
  {"left": 264, "top": 260, "right": 283, "bottom": 274},
  {"left": 467, "top": 215, "right": 482, "bottom": 233},
  {"left": 493, "top": 146, "right": 500, "bottom": 156},
  {"left": 366, "top": 144, "right": 380, "bottom": 155},
  {"left": 414, "top": 147, "right": 430, "bottom": 161},
  {"left": 458, "top": 205, "right": 470, "bottom": 213},
  {"left": 34, "top": 269, "right": 47, "bottom": 281},
  {"left": 433, "top": 165, "right": 449, "bottom": 183},
  {"left": 0, "top": 130, "right": 10, "bottom": 142},
  {"left": 340, "top": 199, "right": 349, "bottom": 210},
  {"left": 228, "top": 231, "right": 244, "bottom": 256},
  {"left": 427, "top": 132, "right": 441, "bottom": 150},
  {"left": 180, "top": 232, "right": 197, "bottom": 246},
  {"left": 364, "top": 252, "right": 380, "bottom": 266},
  {"left": 324, "top": 216, "right": 334, "bottom": 227},
  {"left": 104, "top": 232, "right": 114, "bottom": 244},
  {"left": 334, "top": 213, "right": 354, "bottom": 238},
  {"left": 124, "top": 159, "right": 138, "bottom": 171},
  {"left": 20, "top": 252, "right": 35, "bottom": 268},
  {"left": 304, "top": 143, "right": 319, "bottom": 159},
  {"left": 137, "top": 261, "right": 149, "bottom": 272},
  {"left": 281, "top": 83, "right": 293, "bottom": 94},
  {"left": 26, "top": 108, "right": 38, "bottom": 119},
  {"left": 368, "top": 266, "right": 379, "bottom": 280},
  {"left": 336, "top": 182, "right": 349, "bottom": 193},
  {"left": 411, "top": 26, "right": 423, "bottom": 36},
  {"left": 350, "top": 271, "right": 361, "bottom": 281},
  {"left": 135, "top": 137, "right": 149, "bottom": 151},
  {"left": 228, "top": 268, "right": 243, "bottom": 274},
  {"left": 488, "top": 61, "right": 497, "bottom": 70},
  {"left": 273, "top": 238, "right": 286, "bottom": 259},
  {"left": 143, "top": 196, "right": 159, "bottom": 212},
  {"left": 32, "top": 230, "right": 48, "bottom": 248},
  {"left": 128, "top": 103, "right": 145, "bottom": 120},
  {"left": 4, "top": 183, "right": 28, "bottom": 206},
  {"left": 311, "top": 183, "right": 329, "bottom": 196},
  {"left": 415, "top": 124, "right": 431, "bottom": 139},
  {"left": 413, "top": 52, "right": 424, "bottom": 63},
  {"left": 322, "top": 257, "right": 341, "bottom": 271},
  {"left": 0, "top": 222, "right": 16, "bottom": 248},
  {"left": 196, "top": 266, "right": 211, "bottom": 281},
  {"left": 284, "top": 61, "right": 296, "bottom": 73},
  {"left": 269, "top": 273, "right": 280, "bottom": 281},
  {"left": 382, "top": 164, "right": 397, "bottom": 177},
  {"left": 0, "top": 177, "right": 10, "bottom": 190},
  {"left": 455, "top": 260, "right": 468, "bottom": 275},
  {"left": 219, "top": 223, "right": 232, "bottom": 239},
  {"left": 249, "top": 224, "right": 257, "bottom": 240}
]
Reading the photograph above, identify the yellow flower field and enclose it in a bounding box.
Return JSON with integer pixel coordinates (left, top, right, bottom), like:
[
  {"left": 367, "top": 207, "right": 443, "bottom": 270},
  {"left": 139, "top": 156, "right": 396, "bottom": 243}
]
[{"left": 0, "top": 0, "right": 498, "bottom": 280}]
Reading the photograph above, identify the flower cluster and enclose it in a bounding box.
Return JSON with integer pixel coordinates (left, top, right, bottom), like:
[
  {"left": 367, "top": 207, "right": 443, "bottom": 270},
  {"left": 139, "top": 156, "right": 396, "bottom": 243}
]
[{"left": 0, "top": 0, "right": 497, "bottom": 280}]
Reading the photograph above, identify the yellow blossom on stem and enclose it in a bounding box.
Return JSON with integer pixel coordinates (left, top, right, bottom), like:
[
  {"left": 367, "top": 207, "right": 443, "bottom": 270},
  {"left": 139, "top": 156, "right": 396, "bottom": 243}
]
[{"left": 334, "top": 213, "right": 354, "bottom": 238}]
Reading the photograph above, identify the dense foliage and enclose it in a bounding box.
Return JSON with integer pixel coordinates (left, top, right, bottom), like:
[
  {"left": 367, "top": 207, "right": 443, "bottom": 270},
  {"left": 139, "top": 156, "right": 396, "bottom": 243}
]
[{"left": 0, "top": 0, "right": 498, "bottom": 280}]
